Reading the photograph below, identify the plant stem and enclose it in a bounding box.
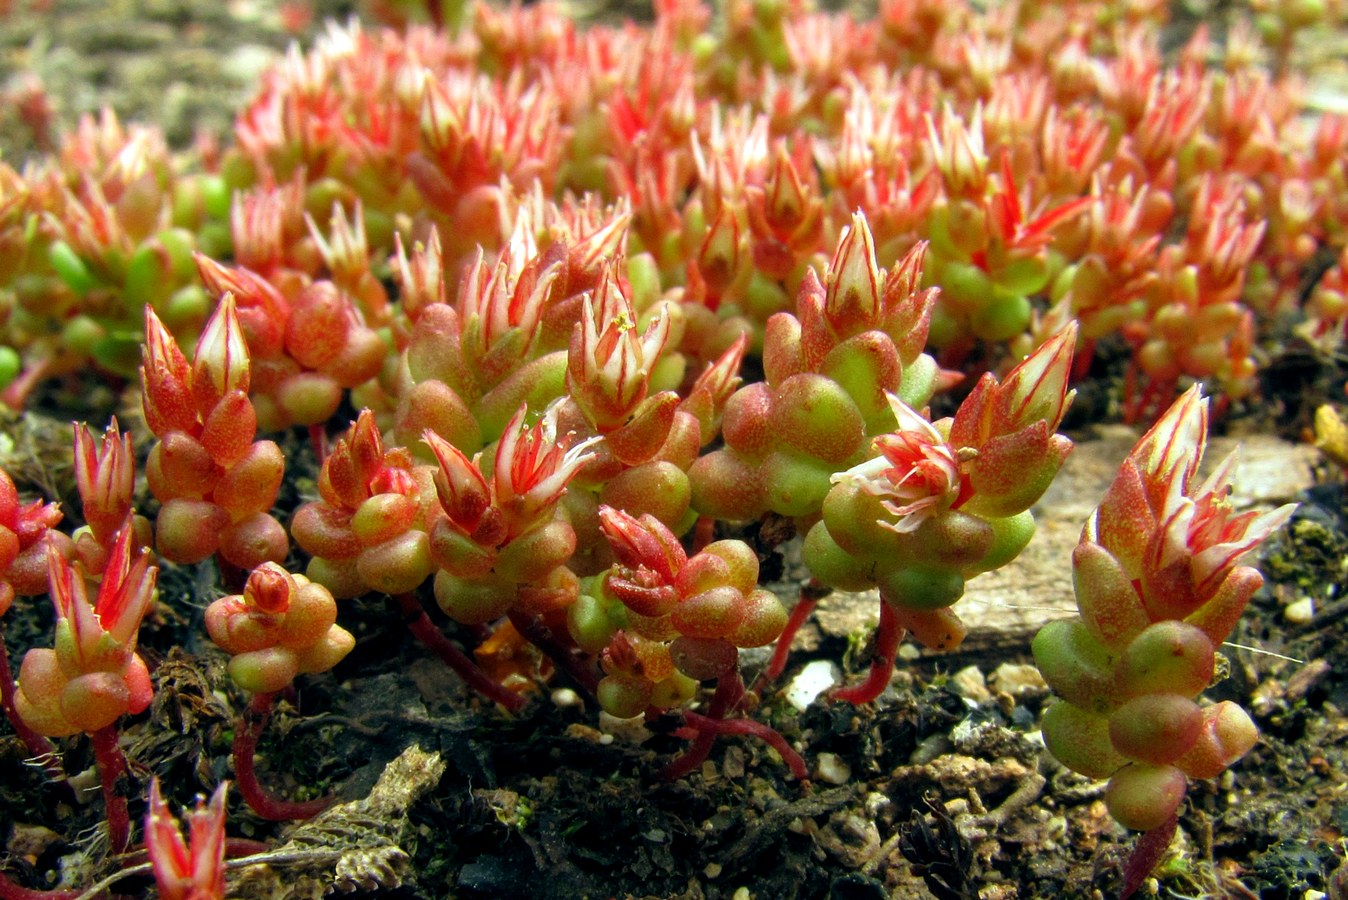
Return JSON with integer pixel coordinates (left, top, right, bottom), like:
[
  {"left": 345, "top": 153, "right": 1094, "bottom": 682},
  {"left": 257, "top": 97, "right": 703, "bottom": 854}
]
[
  {"left": 758, "top": 579, "right": 830, "bottom": 688},
  {"left": 89, "top": 725, "right": 131, "bottom": 855},
  {"left": 232, "top": 693, "right": 332, "bottom": 821},
  {"left": 660, "top": 673, "right": 742, "bottom": 780},
  {"left": 663, "top": 668, "right": 811, "bottom": 781},
  {"left": 832, "top": 600, "right": 905, "bottom": 705},
  {"left": 662, "top": 671, "right": 809, "bottom": 780},
  {"left": 682, "top": 711, "right": 809, "bottom": 780},
  {"left": 307, "top": 424, "right": 329, "bottom": 465},
  {"left": 394, "top": 593, "right": 526, "bottom": 713},
  {"left": 507, "top": 609, "right": 599, "bottom": 695},
  {"left": 0, "top": 357, "right": 52, "bottom": 410},
  {"left": 690, "top": 515, "right": 715, "bottom": 554},
  {"left": 1120, "top": 812, "right": 1179, "bottom": 900}
]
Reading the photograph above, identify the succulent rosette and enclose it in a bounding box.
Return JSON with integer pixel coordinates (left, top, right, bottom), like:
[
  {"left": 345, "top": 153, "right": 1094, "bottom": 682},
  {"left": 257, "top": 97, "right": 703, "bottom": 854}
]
[
  {"left": 1033, "top": 386, "right": 1296, "bottom": 830},
  {"left": 15, "top": 524, "right": 157, "bottom": 737},
  {"left": 577, "top": 505, "right": 788, "bottom": 718},
  {"left": 689, "top": 211, "right": 942, "bottom": 524},
  {"left": 205, "top": 562, "right": 355, "bottom": 695},
  {"left": 803, "top": 324, "right": 1077, "bottom": 701}
]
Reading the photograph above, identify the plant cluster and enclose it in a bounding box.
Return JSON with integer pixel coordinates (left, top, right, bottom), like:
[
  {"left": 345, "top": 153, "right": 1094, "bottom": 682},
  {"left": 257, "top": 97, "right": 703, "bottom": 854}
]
[{"left": 0, "top": 0, "right": 1336, "bottom": 893}]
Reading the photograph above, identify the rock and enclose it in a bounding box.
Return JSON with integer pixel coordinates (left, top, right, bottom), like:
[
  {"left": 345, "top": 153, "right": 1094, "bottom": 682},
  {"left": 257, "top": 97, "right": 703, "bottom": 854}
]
[
  {"left": 989, "top": 662, "right": 1048, "bottom": 698},
  {"left": 1285, "top": 596, "right": 1316, "bottom": 624},
  {"left": 951, "top": 665, "right": 992, "bottom": 703},
  {"left": 815, "top": 752, "right": 852, "bottom": 785},
  {"left": 784, "top": 659, "right": 840, "bottom": 711}
]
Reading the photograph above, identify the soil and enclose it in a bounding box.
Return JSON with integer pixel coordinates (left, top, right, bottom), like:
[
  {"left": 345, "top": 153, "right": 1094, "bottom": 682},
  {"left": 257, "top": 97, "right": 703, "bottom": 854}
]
[{"left": 2, "top": 2, "right": 1348, "bottom": 900}]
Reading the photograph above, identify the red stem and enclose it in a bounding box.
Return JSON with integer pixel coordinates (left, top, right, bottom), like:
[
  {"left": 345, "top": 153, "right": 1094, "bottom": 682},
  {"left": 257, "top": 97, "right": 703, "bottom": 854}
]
[
  {"left": 832, "top": 600, "right": 905, "bottom": 705},
  {"left": 90, "top": 725, "right": 131, "bottom": 855},
  {"left": 690, "top": 515, "right": 715, "bottom": 555},
  {"left": 1070, "top": 337, "right": 1096, "bottom": 383},
  {"left": 1121, "top": 812, "right": 1179, "bottom": 899},
  {"left": 307, "top": 424, "right": 329, "bottom": 466},
  {"left": 225, "top": 837, "right": 272, "bottom": 858},
  {"left": 233, "top": 693, "right": 332, "bottom": 821},
  {"left": 394, "top": 593, "right": 526, "bottom": 713},
  {"left": 0, "top": 357, "right": 52, "bottom": 410},
  {"left": 0, "top": 621, "right": 66, "bottom": 782},
  {"left": 1121, "top": 361, "right": 1142, "bottom": 425},
  {"left": 682, "top": 712, "right": 809, "bottom": 780},
  {"left": 507, "top": 609, "right": 600, "bottom": 695},
  {"left": 660, "top": 673, "right": 750, "bottom": 780},
  {"left": 758, "top": 580, "right": 828, "bottom": 688}
]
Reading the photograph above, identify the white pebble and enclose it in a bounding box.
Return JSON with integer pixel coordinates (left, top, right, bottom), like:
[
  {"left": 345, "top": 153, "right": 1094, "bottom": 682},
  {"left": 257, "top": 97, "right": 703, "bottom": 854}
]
[
  {"left": 814, "top": 752, "right": 852, "bottom": 785},
  {"left": 785, "top": 660, "right": 840, "bottom": 711},
  {"left": 551, "top": 688, "right": 582, "bottom": 708},
  {"left": 1285, "top": 596, "right": 1315, "bottom": 625}
]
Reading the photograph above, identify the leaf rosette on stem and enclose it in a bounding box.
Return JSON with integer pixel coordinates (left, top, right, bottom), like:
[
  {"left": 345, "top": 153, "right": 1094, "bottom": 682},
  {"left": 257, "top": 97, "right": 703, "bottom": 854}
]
[
  {"left": 802, "top": 323, "right": 1077, "bottom": 702},
  {"left": 1033, "top": 385, "right": 1295, "bottom": 831}
]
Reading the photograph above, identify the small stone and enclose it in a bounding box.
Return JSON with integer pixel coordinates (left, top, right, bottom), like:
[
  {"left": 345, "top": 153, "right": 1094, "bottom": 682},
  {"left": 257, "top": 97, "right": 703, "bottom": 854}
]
[
  {"left": 732, "top": 888, "right": 752, "bottom": 900},
  {"left": 815, "top": 752, "right": 852, "bottom": 785},
  {"left": 6, "top": 823, "right": 63, "bottom": 860},
  {"left": 989, "top": 662, "right": 1048, "bottom": 697},
  {"left": 785, "top": 659, "right": 840, "bottom": 711},
  {"left": 910, "top": 733, "right": 951, "bottom": 765},
  {"left": 1285, "top": 596, "right": 1316, "bottom": 624},
  {"left": 704, "top": 863, "right": 722, "bottom": 879},
  {"left": 551, "top": 687, "right": 582, "bottom": 708},
  {"left": 722, "top": 745, "right": 746, "bottom": 779},
  {"left": 564, "top": 723, "right": 605, "bottom": 744},
  {"left": 951, "top": 665, "right": 992, "bottom": 702},
  {"left": 597, "top": 712, "right": 652, "bottom": 743}
]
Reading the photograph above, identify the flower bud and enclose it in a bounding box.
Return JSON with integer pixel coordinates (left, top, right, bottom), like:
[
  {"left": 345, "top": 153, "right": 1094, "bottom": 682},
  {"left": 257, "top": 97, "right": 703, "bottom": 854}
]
[
  {"left": 141, "top": 308, "right": 198, "bottom": 437},
  {"left": 192, "top": 295, "right": 251, "bottom": 417}
]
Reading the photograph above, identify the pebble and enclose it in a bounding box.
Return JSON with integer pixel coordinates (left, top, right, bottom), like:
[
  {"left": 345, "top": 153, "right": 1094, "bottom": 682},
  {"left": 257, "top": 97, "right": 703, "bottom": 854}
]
[
  {"left": 951, "top": 665, "right": 992, "bottom": 703},
  {"left": 551, "top": 687, "right": 582, "bottom": 708},
  {"left": 814, "top": 752, "right": 852, "bottom": 785},
  {"left": 784, "top": 659, "right": 840, "bottom": 711},
  {"left": 1285, "top": 596, "right": 1316, "bottom": 624},
  {"left": 989, "top": 662, "right": 1048, "bottom": 697},
  {"left": 597, "top": 711, "right": 651, "bottom": 743}
]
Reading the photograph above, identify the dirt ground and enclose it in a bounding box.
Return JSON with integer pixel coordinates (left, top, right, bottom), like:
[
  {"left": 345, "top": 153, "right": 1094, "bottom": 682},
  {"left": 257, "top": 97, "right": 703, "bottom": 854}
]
[{"left": 1, "top": 1, "right": 1347, "bottom": 898}]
